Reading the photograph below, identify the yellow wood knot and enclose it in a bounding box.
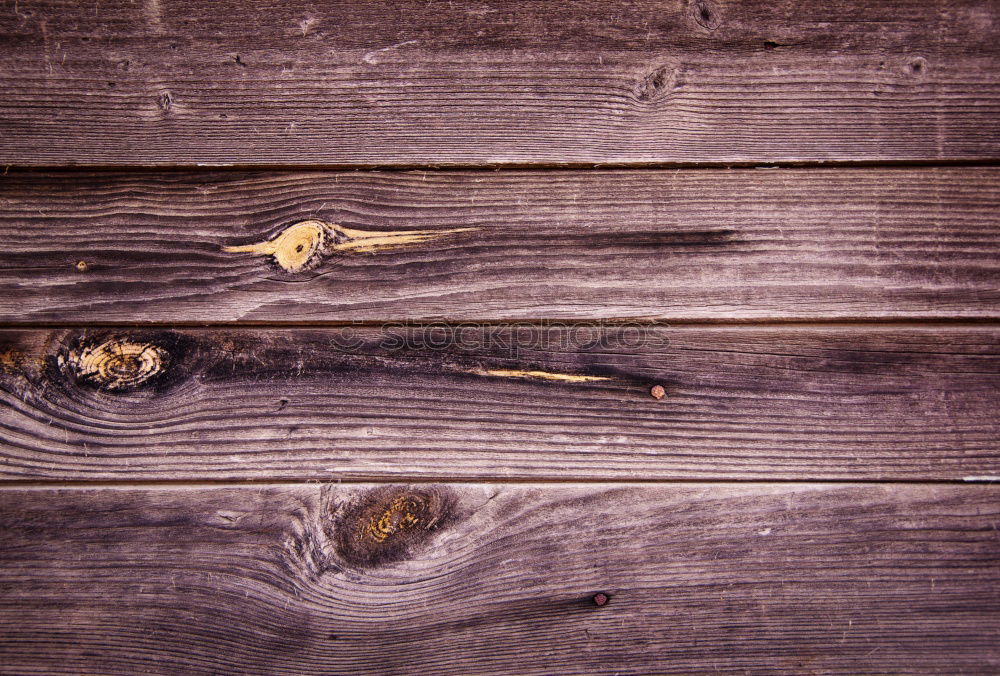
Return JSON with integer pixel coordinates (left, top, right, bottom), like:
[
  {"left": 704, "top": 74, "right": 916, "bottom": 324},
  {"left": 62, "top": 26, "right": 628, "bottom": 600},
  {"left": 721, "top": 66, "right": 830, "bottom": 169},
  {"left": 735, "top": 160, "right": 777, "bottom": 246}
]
[
  {"left": 364, "top": 495, "right": 423, "bottom": 543},
  {"left": 223, "top": 220, "right": 326, "bottom": 273},
  {"left": 0, "top": 349, "right": 25, "bottom": 374},
  {"left": 333, "top": 486, "right": 456, "bottom": 569},
  {"left": 64, "top": 338, "right": 169, "bottom": 391},
  {"left": 223, "top": 219, "right": 474, "bottom": 272}
]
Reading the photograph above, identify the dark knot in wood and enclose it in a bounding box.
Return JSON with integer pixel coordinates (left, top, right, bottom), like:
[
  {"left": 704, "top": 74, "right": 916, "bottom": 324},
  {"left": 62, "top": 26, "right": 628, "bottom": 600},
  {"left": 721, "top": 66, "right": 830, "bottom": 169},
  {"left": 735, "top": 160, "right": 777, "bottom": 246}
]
[
  {"left": 635, "top": 65, "right": 677, "bottom": 104},
  {"left": 692, "top": 0, "right": 721, "bottom": 30},
  {"left": 332, "top": 485, "right": 456, "bottom": 569}
]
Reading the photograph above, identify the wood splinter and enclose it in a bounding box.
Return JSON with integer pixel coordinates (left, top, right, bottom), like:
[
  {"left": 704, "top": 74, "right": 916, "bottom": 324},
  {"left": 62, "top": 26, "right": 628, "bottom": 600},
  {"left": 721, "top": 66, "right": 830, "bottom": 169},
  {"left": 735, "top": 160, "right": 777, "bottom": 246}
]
[{"left": 222, "top": 219, "right": 474, "bottom": 272}]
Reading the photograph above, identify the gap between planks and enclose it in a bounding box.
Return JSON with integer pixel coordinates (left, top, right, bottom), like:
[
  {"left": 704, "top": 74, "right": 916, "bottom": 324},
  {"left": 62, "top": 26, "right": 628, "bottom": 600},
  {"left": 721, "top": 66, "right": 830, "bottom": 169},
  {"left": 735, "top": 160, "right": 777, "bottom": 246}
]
[
  {"left": 1, "top": 478, "right": 998, "bottom": 490},
  {"left": 5, "top": 159, "right": 1000, "bottom": 174},
  {"left": 2, "top": 319, "right": 1000, "bottom": 330}
]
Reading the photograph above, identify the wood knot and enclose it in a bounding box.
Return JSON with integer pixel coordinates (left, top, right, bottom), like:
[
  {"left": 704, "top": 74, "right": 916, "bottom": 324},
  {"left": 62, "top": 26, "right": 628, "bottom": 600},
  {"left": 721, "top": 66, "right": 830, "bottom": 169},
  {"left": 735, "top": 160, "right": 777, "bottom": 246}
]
[
  {"left": 635, "top": 65, "right": 677, "bottom": 103},
  {"left": 333, "top": 486, "right": 456, "bottom": 569},
  {"left": 691, "top": 0, "right": 721, "bottom": 30},
  {"left": 60, "top": 337, "right": 170, "bottom": 391},
  {"left": 223, "top": 219, "right": 474, "bottom": 273},
  {"left": 232, "top": 219, "right": 327, "bottom": 273},
  {"left": 907, "top": 56, "right": 928, "bottom": 77},
  {"left": 0, "top": 348, "right": 29, "bottom": 376},
  {"left": 156, "top": 91, "right": 173, "bottom": 111}
]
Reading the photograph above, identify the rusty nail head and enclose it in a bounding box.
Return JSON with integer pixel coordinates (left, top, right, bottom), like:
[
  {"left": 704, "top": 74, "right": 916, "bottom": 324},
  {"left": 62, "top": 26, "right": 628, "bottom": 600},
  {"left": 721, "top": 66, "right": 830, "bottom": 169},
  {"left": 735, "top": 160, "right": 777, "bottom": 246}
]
[
  {"left": 593, "top": 592, "right": 609, "bottom": 606},
  {"left": 650, "top": 385, "right": 666, "bottom": 400}
]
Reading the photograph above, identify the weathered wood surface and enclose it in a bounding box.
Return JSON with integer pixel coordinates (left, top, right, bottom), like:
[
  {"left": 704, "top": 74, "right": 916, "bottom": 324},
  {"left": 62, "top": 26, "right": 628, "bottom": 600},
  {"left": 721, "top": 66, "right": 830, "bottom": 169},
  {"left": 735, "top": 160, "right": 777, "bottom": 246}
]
[
  {"left": 1, "top": 325, "right": 997, "bottom": 481},
  {"left": 1, "top": 483, "right": 997, "bottom": 674},
  {"left": 1, "top": 0, "right": 998, "bottom": 166},
  {"left": 2, "top": 168, "right": 998, "bottom": 323}
]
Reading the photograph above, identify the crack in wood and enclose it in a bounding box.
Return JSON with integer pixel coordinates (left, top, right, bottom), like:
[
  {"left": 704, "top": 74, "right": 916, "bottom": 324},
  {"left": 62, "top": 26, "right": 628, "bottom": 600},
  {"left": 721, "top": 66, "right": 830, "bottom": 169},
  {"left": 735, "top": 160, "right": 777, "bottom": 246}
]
[{"left": 468, "top": 368, "right": 612, "bottom": 383}]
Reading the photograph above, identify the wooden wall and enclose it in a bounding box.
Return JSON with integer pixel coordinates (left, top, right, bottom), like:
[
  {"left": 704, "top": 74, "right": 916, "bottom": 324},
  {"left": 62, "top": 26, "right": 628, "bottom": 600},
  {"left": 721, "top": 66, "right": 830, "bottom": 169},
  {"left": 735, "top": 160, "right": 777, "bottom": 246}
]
[{"left": 1, "top": 0, "right": 998, "bottom": 673}]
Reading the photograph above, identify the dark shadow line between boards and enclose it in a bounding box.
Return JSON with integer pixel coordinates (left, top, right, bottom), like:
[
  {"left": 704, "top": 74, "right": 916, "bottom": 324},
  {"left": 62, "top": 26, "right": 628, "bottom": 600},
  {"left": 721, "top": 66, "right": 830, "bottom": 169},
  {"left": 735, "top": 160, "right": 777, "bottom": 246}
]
[
  {"left": 3, "top": 157, "right": 1000, "bottom": 175},
  {"left": 0, "top": 477, "right": 996, "bottom": 490},
  {"left": 2, "top": 318, "right": 1000, "bottom": 330}
]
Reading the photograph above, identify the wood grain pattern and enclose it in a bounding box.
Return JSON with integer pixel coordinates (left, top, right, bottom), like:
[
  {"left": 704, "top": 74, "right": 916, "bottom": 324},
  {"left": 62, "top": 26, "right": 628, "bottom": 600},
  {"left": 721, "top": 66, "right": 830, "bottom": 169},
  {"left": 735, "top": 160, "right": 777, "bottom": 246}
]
[
  {"left": 3, "top": 0, "right": 998, "bottom": 671},
  {"left": 1, "top": 325, "right": 997, "bottom": 481},
  {"left": 1, "top": 0, "right": 998, "bottom": 166},
  {"left": 2, "top": 168, "right": 999, "bottom": 322},
  {"left": 1, "top": 483, "right": 997, "bottom": 674}
]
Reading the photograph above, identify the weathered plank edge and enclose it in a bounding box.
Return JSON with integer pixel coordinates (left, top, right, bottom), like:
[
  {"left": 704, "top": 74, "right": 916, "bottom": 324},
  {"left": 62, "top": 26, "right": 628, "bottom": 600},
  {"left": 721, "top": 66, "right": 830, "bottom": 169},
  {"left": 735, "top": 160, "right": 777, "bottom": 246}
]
[
  {"left": 1, "top": 482, "right": 998, "bottom": 675},
  {"left": 1, "top": 324, "right": 996, "bottom": 481},
  {"left": 2, "top": 166, "right": 998, "bottom": 323}
]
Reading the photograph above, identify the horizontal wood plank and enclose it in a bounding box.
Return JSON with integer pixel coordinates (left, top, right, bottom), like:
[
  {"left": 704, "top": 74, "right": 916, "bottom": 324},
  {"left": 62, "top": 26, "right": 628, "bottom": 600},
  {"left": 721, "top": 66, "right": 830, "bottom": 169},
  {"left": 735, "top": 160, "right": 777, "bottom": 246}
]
[
  {"left": 1, "top": 483, "right": 997, "bottom": 674},
  {"left": 1, "top": 0, "right": 998, "bottom": 166},
  {"left": 1, "top": 325, "right": 997, "bottom": 480},
  {"left": 2, "top": 168, "right": 998, "bottom": 322}
]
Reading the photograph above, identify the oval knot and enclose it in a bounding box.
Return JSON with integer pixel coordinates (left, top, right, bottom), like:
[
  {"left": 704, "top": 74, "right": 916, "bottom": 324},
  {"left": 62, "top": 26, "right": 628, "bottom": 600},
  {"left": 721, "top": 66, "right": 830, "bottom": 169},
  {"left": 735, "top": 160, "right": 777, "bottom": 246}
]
[{"left": 68, "top": 338, "right": 169, "bottom": 391}]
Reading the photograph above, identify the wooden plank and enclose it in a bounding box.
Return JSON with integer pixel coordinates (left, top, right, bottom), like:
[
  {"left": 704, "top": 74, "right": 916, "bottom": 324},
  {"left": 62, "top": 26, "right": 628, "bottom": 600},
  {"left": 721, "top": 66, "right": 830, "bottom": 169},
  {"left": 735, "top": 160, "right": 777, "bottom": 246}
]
[
  {"left": 2, "top": 168, "right": 999, "bottom": 322},
  {"left": 1, "top": 483, "right": 997, "bottom": 674},
  {"left": 1, "top": 0, "right": 998, "bottom": 166},
  {"left": 1, "top": 325, "right": 997, "bottom": 481}
]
